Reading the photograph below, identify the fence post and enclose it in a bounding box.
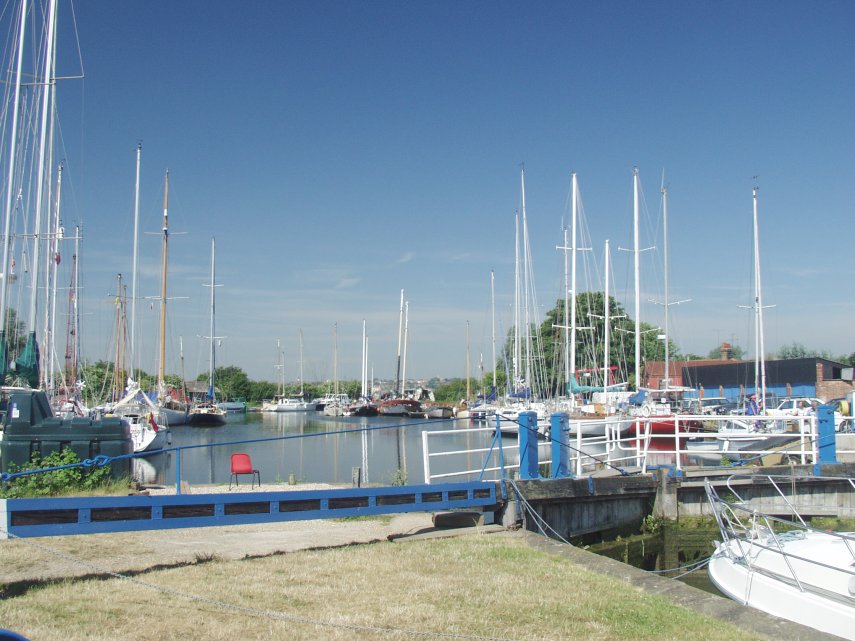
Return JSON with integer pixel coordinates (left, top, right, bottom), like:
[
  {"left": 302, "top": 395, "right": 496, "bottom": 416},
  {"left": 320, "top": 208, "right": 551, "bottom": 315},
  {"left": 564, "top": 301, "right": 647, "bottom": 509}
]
[
  {"left": 518, "top": 411, "right": 540, "bottom": 480},
  {"left": 815, "top": 404, "right": 837, "bottom": 472},
  {"left": 550, "top": 412, "right": 571, "bottom": 478}
]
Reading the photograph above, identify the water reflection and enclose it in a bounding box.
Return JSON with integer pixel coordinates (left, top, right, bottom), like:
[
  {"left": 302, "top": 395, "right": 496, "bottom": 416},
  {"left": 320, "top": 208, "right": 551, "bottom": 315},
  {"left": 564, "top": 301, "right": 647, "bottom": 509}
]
[{"left": 136, "top": 412, "right": 489, "bottom": 488}]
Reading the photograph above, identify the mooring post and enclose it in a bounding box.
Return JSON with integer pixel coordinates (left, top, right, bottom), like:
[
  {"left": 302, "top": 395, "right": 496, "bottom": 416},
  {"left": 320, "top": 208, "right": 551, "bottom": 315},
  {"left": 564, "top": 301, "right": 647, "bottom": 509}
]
[
  {"left": 518, "top": 411, "right": 540, "bottom": 480},
  {"left": 550, "top": 412, "right": 571, "bottom": 478},
  {"left": 815, "top": 404, "right": 838, "bottom": 473},
  {"left": 652, "top": 467, "right": 679, "bottom": 519}
]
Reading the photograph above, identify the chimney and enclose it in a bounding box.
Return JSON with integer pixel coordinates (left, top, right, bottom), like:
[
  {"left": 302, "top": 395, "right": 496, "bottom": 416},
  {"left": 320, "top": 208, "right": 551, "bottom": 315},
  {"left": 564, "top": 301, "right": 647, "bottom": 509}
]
[
  {"left": 816, "top": 362, "right": 824, "bottom": 383},
  {"left": 719, "top": 342, "right": 732, "bottom": 361}
]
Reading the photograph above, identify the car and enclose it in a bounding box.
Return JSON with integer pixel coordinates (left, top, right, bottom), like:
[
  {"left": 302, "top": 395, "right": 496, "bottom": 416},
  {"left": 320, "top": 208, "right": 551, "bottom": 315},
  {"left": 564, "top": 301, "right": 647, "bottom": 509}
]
[
  {"left": 698, "top": 397, "right": 730, "bottom": 415},
  {"left": 766, "top": 397, "right": 846, "bottom": 431}
]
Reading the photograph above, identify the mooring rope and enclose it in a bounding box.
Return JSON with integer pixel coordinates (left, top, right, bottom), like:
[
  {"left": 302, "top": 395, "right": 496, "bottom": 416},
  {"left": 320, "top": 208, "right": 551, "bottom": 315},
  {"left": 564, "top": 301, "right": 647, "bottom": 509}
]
[{"left": 507, "top": 478, "right": 714, "bottom": 578}]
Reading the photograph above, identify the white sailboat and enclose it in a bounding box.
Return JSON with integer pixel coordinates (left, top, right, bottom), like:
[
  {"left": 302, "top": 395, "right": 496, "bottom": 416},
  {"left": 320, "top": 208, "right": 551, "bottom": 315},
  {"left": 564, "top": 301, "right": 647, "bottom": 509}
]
[
  {"left": 272, "top": 330, "right": 313, "bottom": 412},
  {"left": 323, "top": 322, "right": 347, "bottom": 416},
  {"left": 189, "top": 237, "right": 226, "bottom": 426}
]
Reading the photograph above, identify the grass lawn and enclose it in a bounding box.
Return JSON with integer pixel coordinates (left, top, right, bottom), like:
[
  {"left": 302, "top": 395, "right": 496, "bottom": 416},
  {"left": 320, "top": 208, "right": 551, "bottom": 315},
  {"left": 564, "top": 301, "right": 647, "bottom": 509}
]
[{"left": 0, "top": 532, "right": 762, "bottom": 641}]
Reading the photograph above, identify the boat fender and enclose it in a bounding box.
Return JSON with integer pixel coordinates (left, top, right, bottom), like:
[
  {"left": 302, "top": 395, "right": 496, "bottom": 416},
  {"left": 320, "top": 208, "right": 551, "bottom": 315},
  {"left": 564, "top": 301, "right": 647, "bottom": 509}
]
[
  {"left": 641, "top": 404, "right": 651, "bottom": 417},
  {"left": 148, "top": 413, "right": 159, "bottom": 432}
]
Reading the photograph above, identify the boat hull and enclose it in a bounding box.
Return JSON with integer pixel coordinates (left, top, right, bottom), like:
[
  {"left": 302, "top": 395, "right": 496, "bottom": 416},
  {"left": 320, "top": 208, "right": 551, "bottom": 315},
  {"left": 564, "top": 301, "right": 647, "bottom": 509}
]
[{"left": 709, "top": 534, "right": 855, "bottom": 640}]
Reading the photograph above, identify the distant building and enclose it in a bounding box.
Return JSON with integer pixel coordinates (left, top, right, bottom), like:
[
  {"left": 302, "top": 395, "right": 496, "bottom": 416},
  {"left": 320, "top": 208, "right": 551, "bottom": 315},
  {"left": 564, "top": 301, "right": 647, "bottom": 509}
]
[{"left": 644, "top": 344, "right": 853, "bottom": 402}]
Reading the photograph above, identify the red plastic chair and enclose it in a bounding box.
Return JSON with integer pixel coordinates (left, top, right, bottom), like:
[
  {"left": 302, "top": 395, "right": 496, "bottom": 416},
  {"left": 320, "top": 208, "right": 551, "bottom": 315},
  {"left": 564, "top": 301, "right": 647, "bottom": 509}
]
[{"left": 229, "top": 452, "right": 260, "bottom": 490}]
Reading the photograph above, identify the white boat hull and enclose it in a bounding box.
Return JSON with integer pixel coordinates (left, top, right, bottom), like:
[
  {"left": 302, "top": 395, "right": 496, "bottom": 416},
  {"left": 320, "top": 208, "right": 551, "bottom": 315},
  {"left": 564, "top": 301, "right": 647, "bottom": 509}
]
[{"left": 709, "top": 533, "right": 855, "bottom": 640}]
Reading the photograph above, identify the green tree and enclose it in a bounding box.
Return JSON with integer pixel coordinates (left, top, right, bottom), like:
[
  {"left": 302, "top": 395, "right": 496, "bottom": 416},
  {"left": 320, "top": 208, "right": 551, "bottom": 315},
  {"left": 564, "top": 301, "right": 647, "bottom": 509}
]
[
  {"left": 535, "top": 294, "right": 679, "bottom": 393},
  {"left": 776, "top": 342, "right": 833, "bottom": 360},
  {"left": 434, "top": 378, "right": 469, "bottom": 403},
  {"left": 211, "top": 365, "right": 251, "bottom": 400}
]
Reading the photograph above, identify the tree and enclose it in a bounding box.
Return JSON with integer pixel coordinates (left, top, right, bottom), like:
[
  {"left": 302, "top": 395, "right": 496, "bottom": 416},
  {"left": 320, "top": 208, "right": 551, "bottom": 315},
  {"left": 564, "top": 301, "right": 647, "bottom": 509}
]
[
  {"left": 775, "top": 342, "right": 833, "bottom": 360},
  {"left": 535, "top": 294, "right": 680, "bottom": 393},
  {"left": 212, "top": 366, "right": 251, "bottom": 401}
]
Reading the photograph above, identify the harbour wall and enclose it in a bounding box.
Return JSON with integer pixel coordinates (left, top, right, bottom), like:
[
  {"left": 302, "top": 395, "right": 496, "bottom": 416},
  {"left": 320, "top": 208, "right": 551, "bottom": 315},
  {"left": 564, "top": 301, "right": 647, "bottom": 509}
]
[{"left": 508, "top": 462, "right": 855, "bottom": 541}]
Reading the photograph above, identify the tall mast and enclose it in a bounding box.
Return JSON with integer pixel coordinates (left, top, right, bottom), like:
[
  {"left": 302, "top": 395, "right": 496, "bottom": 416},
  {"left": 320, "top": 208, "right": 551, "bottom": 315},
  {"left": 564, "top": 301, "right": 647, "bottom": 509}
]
[
  {"left": 604, "top": 240, "right": 611, "bottom": 388},
  {"left": 465, "top": 320, "right": 471, "bottom": 403},
  {"left": 662, "top": 184, "right": 670, "bottom": 388},
  {"left": 299, "top": 328, "right": 305, "bottom": 396},
  {"left": 361, "top": 320, "right": 367, "bottom": 398},
  {"left": 65, "top": 226, "right": 79, "bottom": 384},
  {"left": 753, "top": 186, "right": 767, "bottom": 404},
  {"left": 0, "top": 0, "right": 30, "bottom": 368},
  {"left": 402, "top": 301, "right": 409, "bottom": 395},
  {"left": 207, "top": 237, "right": 217, "bottom": 401},
  {"left": 113, "top": 273, "right": 125, "bottom": 401},
  {"left": 490, "top": 270, "right": 496, "bottom": 390},
  {"left": 521, "top": 169, "right": 532, "bottom": 397},
  {"left": 157, "top": 171, "right": 169, "bottom": 401},
  {"left": 332, "top": 322, "right": 338, "bottom": 395},
  {"left": 28, "top": 0, "right": 59, "bottom": 338},
  {"left": 130, "top": 143, "right": 141, "bottom": 375},
  {"left": 513, "top": 210, "right": 520, "bottom": 392},
  {"left": 394, "top": 289, "right": 404, "bottom": 396},
  {"left": 275, "top": 339, "right": 282, "bottom": 395},
  {"left": 633, "top": 167, "right": 641, "bottom": 390},
  {"left": 46, "top": 165, "right": 63, "bottom": 392}
]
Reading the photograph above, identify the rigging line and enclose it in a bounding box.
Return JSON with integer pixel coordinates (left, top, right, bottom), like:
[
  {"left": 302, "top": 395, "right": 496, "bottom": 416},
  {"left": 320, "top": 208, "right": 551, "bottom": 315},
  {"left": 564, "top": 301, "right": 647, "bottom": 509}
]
[{"left": 0, "top": 527, "right": 527, "bottom": 641}]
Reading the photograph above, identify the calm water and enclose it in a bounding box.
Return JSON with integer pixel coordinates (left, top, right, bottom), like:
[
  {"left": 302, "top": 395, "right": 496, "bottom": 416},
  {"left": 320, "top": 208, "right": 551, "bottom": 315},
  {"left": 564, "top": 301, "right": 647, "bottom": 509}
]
[{"left": 133, "top": 411, "right": 494, "bottom": 488}]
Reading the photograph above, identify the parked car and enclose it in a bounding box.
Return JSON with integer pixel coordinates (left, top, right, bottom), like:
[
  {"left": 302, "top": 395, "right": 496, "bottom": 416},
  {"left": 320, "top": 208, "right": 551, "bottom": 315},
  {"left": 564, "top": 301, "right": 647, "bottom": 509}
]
[{"left": 766, "top": 397, "right": 846, "bottom": 431}]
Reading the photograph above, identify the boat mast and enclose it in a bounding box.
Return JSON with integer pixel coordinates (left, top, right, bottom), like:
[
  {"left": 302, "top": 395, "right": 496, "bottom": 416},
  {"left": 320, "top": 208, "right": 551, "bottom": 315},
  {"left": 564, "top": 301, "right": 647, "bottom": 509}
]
[
  {"left": 360, "top": 320, "right": 367, "bottom": 398},
  {"left": 332, "top": 322, "right": 338, "bottom": 396},
  {"left": 513, "top": 210, "right": 520, "bottom": 394},
  {"left": 275, "top": 339, "right": 283, "bottom": 395},
  {"left": 204, "top": 237, "right": 220, "bottom": 402},
  {"left": 299, "top": 328, "right": 305, "bottom": 397},
  {"left": 64, "top": 226, "right": 80, "bottom": 386},
  {"left": 402, "top": 301, "right": 409, "bottom": 395},
  {"left": 662, "top": 184, "right": 670, "bottom": 388},
  {"left": 521, "top": 169, "right": 532, "bottom": 399},
  {"left": 465, "top": 320, "right": 471, "bottom": 403},
  {"left": 633, "top": 167, "right": 641, "bottom": 390},
  {"left": 46, "top": 165, "right": 63, "bottom": 392},
  {"left": 0, "top": 0, "right": 29, "bottom": 382},
  {"left": 604, "top": 240, "right": 611, "bottom": 388},
  {"left": 753, "top": 186, "right": 767, "bottom": 404},
  {"left": 130, "top": 143, "right": 141, "bottom": 377},
  {"left": 395, "top": 289, "right": 404, "bottom": 397},
  {"left": 490, "top": 270, "right": 496, "bottom": 392},
  {"left": 157, "top": 171, "right": 169, "bottom": 403}
]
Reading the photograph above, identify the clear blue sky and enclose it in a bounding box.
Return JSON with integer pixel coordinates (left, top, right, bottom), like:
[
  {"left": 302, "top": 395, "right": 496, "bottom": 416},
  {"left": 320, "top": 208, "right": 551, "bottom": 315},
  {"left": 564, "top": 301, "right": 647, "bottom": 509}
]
[{"left": 6, "top": 0, "right": 853, "bottom": 385}]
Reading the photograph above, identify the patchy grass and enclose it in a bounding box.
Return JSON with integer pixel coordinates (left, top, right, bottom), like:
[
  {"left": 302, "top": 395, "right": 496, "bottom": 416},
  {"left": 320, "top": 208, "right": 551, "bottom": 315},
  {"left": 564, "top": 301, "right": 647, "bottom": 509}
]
[{"left": 0, "top": 533, "right": 759, "bottom": 641}]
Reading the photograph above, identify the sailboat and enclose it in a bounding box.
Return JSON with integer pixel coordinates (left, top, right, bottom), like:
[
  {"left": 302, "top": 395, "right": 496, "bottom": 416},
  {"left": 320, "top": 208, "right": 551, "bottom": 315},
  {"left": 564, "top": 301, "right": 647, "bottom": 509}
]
[
  {"left": 154, "top": 171, "right": 189, "bottom": 426},
  {"left": 323, "top": 322, "right": 348, "bottom": 416},
  {"left": 626, "top": 171, "right": 701, "bottom": 439},
  {"left": 346, "top": 320, "right": 379, "bottom": 416},
  {"left": 189, "top": 237, "right": 226, "bottom": 426},
  {"left": 270, "top": 330, "right": 314, "bottom": 412}
]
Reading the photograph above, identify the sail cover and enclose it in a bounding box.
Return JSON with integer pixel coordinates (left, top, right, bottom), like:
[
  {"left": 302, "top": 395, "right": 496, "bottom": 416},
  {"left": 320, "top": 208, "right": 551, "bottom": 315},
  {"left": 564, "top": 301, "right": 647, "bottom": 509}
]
[{"left": 16, "top": 331, "right": 40, "bottom": 388}]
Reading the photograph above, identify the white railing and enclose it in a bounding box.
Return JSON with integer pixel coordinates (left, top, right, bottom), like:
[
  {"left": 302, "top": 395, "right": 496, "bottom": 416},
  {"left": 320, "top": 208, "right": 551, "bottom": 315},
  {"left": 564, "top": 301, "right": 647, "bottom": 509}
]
[{"left": 422, "top": 413, "right": 831, "bottom": 482}]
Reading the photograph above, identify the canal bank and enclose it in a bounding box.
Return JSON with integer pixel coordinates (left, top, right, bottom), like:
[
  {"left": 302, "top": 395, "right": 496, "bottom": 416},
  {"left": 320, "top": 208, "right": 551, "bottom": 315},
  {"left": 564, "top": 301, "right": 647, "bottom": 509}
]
[{"left": 525, "top": 531, "right": 842, "bottom": 641}]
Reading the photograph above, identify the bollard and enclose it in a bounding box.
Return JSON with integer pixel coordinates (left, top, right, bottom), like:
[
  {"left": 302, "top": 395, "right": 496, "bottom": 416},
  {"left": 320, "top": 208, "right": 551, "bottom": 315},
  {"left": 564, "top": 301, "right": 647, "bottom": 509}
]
[
  {"left": 550, "top": 412, "right": 571, "bottom": 478},
  {"left": 518, "top": 411, "right": 540, "bottom": 480}
]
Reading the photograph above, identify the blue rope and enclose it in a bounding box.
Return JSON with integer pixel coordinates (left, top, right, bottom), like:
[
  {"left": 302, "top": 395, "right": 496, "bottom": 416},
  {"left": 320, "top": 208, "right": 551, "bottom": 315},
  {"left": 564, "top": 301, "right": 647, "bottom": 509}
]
[{"left": 0, "top": 416, "right": 453, "bottom": 484}]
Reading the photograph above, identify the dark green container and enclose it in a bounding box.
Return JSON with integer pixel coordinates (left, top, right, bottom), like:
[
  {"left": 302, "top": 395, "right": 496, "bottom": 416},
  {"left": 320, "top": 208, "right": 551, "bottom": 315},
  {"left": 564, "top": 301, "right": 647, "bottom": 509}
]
[{"left": 1, "top": 390, "right": 131, "bottom": 479}]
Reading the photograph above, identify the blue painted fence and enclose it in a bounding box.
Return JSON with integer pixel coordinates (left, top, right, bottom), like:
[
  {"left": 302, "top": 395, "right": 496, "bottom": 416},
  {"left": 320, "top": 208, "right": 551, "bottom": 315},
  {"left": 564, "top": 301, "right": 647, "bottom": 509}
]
[{"left": 0, "top": 481, "right": 498, "bottom": 539}]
